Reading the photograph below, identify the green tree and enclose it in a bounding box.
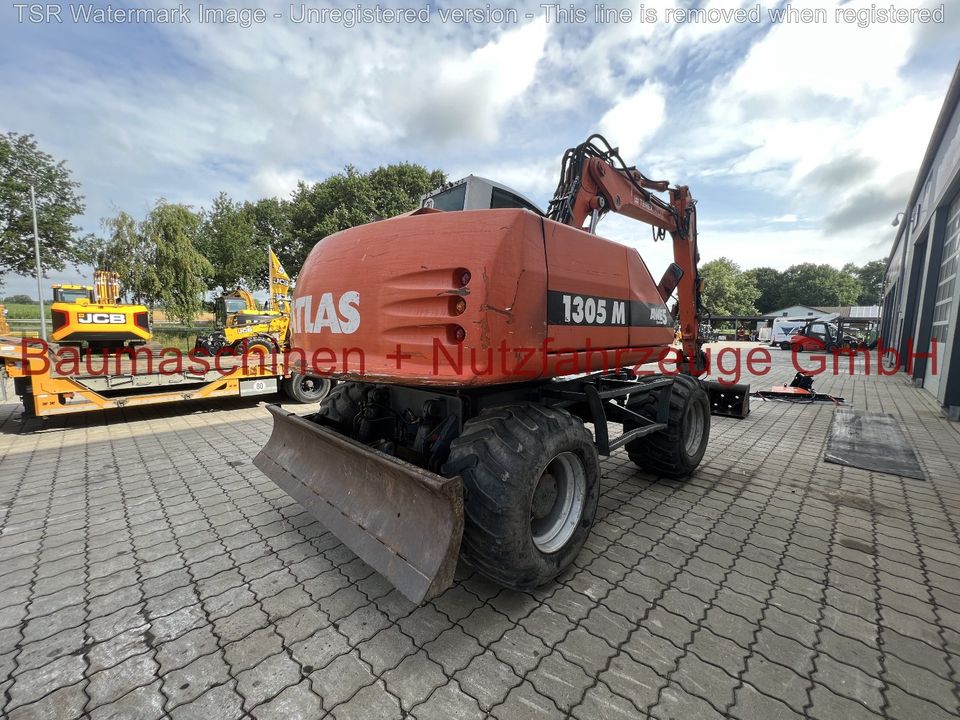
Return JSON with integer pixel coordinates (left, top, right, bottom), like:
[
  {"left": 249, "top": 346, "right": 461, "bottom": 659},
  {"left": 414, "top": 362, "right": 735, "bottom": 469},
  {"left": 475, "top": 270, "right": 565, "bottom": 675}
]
[
  {"left": 3, "top": 293, "right": 35, "bottom": 304},
  {"left": 853, "top": 259, "right": 885, "bottom": 305},
  {"left": 743, "top": 266, "right": 783, "bottom": 313},
  {"left": 243, "top": 197, "right": 294, "bottom": 287},
  {"left": 367, "top": 164, "right": 447, "bottom": 217},
  {"left": 700, "top": 258, "right": 759, "bottom": 316},
  {"left": 195, "top": 192, "right": 258, "bottom": 292},
  {"left": 288, "top": 163, "right": 445, "bottom": 271},
  {"left": 780, "top": 263, "right": 861, "bottom": 307},
  {"left": 0, "top": 132, "right": 86, "bottom": 283},
  {"left": 144, "top": 202, "right": 212, "bottom": 324},
  {"left": 98, "top": 210, "right": 162, "bottom": 305}
]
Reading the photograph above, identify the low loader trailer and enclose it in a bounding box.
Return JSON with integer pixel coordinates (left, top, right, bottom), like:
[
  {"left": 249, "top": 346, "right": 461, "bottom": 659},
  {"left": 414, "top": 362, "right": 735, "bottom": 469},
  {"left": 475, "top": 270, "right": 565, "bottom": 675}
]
[
  {"left": 254, "top": 136, "right": 717, "bottom": 604},
  {"left": 0, "top": 337, "right": 321, "bottom": 418}
]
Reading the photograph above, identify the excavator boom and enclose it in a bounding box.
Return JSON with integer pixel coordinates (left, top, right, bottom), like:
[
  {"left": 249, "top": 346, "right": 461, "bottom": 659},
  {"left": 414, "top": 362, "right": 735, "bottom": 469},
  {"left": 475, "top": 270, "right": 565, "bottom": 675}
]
[{"left": 548, "top": 135, "right": 703, "bottom": 370}]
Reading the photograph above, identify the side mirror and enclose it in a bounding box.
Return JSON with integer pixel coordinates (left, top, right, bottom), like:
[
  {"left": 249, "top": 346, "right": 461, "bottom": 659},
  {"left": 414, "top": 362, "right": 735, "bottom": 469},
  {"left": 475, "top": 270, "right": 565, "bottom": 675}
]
[{"left": 657, "top": 263, "right": 684, "bottom": 302}]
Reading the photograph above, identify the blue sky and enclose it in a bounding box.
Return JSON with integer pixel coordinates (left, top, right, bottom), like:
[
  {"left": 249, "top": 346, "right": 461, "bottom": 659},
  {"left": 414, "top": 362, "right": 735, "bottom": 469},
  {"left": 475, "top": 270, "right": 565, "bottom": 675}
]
[{"left": 1, "top": 0, "right": 957, "bottom": 297}]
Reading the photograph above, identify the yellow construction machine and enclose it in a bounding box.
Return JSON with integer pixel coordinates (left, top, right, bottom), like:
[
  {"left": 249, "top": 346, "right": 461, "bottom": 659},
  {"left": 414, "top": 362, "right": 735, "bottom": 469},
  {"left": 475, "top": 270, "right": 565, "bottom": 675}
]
[
  {"left": 50, "top": 270, "right": 151, "bottom": 351},
  {"left": 194, "top": 286, "right": 290, "bottom": 356},
  {"left": 194, "top": 249, "right": 331, "bottom": 402}
]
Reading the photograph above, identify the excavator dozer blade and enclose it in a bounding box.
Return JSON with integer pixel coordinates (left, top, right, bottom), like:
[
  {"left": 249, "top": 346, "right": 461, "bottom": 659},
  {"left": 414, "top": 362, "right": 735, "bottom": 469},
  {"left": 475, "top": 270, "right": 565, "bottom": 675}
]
[{"left": 254, "top": 405, "right": 464, "bottom": 604}]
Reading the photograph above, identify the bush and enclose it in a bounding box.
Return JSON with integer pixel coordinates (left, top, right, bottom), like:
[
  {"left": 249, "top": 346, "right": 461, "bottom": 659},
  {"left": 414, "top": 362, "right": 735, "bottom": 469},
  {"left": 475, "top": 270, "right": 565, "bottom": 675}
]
[{"left": 3, "top": 294, "right": 36, "bottom": 304}]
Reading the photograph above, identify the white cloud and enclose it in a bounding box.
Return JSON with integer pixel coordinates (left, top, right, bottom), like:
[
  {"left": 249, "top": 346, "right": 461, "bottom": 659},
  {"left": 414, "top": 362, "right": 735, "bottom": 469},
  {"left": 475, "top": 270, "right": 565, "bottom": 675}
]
[
  {"left": 2, "top": 0, "right": 957, "bottom": 297},
  {"left": 598, "top": 83, "right": 667, "bottom": 158},
  {"left": 629, "top": 0, "right": 954, "bottom": 270},
  {"left": 597, "top": 213, "right": 886, "bottom": 281},
  {"left": 2, "top": 15, "right": 551, "bottom": 233},
  {"left": 396, "top": 21, "right": 548, "bottom": 144},
  {"left": 251, "top": 167, "right": 304, "bottom": 200}
]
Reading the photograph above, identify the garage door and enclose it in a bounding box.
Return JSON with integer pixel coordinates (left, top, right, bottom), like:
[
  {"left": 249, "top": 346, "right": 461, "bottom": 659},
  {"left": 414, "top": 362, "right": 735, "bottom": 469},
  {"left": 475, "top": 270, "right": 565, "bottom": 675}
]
[{"left": 925, "top": 198, "right": 960, "bottom": 395}]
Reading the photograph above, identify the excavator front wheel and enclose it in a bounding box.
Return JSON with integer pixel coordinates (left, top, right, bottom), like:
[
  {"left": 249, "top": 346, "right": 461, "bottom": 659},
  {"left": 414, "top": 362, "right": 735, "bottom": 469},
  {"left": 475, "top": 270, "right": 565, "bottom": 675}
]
[
  {"left": 444, "top": 404, "right": 600, "bottom": 591},
  {"left": 315, "top": 382, "right": 366, "bottom": 432},
  {"left": 625, "top": 374, "right": 710, "bottom": 478}
]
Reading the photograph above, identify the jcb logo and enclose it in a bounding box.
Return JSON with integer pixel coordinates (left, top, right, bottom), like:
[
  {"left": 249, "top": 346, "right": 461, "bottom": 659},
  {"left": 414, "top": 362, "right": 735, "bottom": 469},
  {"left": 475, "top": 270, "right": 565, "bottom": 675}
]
[{"left": 78, "top": 313, "right": 126, "bottom": 324}]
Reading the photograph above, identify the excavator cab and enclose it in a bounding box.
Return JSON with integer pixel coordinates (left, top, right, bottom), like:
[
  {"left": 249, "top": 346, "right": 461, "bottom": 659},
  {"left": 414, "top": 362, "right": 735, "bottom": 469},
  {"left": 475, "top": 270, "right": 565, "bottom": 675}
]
[
  {"left": 214, "top": 293, "right": 255, "bottom": 328},
  {"left": 422, "top": 176, "right": 544, "bottom": 214},
  {"left": 52, "top": 285, "right": 96, "bottom": 304}
]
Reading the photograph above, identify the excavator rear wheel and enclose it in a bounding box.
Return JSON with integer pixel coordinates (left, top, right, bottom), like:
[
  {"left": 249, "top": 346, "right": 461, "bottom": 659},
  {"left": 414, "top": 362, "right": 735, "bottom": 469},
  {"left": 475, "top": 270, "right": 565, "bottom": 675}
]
[
  {"left": 625, "top": 374, "right": 710, "bottom": 479},
  {"left": 443, "top": 404, "right": 600, "bottom": 591},
  {"left": 315, "top": 382, "right": 366, "bottom": 434}
]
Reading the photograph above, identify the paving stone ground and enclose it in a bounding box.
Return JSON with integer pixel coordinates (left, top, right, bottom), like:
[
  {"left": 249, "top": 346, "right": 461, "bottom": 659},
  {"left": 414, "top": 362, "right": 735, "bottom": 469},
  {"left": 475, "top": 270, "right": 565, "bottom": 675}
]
[{"left": 1, "top": 344, "right": 959, "bottom": 719}]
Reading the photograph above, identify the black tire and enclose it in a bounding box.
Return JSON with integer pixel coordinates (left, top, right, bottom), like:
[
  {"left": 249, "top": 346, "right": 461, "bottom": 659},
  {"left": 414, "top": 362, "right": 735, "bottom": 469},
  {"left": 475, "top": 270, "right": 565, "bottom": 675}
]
[
  {"left": 443, "top": 404, "right": 600, "bottom": 591},
  {"left": 283, "top": 372, "right": 333, "bottom": 404},
  {"left": 625, "top": 374, "right": 710, "bottom": 479},
  {"left": 19, "top": 386, "right": 36, "bottom": 419},
  {"left": 780, "top": 341, "right": 791, "bottom": 351},
  {"left": 235, "top": 337, "right": 276, "bottom": 357},
  {"left": 85, "top": 341, "right": 112, "bottom": 355},
  {"left": 315, "top": 382, "right": 366, "bottom": 434}
]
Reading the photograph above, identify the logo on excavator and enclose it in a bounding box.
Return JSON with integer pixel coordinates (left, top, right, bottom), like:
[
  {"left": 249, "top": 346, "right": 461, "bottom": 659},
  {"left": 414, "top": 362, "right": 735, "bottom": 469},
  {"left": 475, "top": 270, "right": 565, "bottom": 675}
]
[
  {"left": 78, "top": 312, "right": 126, "bottom": 324},
  {"left": 649, "top": 306, "right": 669, "bottom": 326},
  {"left": 291, "top": 292, "right": 361, "bottom": 335}
]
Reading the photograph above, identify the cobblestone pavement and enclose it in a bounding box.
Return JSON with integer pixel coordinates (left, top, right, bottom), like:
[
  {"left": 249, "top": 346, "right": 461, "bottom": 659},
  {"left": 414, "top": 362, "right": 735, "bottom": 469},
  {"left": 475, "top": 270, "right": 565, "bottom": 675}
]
[{"left": 1, "top": 347, "right": 959, "bottom": 719}]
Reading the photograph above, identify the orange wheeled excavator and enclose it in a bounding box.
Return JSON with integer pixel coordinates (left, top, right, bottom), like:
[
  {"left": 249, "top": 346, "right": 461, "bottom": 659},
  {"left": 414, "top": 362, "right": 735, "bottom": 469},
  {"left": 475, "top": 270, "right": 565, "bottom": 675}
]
[{"left": 255, "top": 135, "right": 710, "bottom": 603}]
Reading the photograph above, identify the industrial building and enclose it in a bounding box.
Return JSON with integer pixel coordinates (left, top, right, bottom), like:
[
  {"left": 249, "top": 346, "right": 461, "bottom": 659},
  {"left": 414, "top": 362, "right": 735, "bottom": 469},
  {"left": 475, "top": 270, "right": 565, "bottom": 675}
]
[{"left": 881, "top": 61, "right": 960, "bottom": 420}]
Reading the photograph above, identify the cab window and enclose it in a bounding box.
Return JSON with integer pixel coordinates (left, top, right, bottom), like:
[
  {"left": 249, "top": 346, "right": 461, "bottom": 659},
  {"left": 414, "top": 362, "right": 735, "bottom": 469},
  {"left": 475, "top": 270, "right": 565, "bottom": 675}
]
[
  {"left": 490, "top": 187, "right": 542, "bottom": 214},
  {"left": 54, "top": 288, "right": 93, "bottom": 303},
  {"left": 223, "top": 298, "right": 249, "bottom": 314},
  {"left": 426, "top": 184, "right": 466, "bottom": 212}
]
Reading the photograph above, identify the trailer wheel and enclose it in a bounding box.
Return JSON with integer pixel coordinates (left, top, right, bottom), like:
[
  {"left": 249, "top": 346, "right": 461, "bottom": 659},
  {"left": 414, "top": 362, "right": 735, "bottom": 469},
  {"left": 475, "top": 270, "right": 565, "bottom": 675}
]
[
  {"left": 625, "top": 374, "right": 710, "bottom": 479},
  {"left": 315, "top": 382, "right": 365, "bottom": 434},
  {"left": 283, "top": 373, "right": 333, "bottom": 404},
  {"left": 443, "top": 404, "right": 600, "bottom": 590},
  {"left": 780, "top": 341, "right": 791, "bottom": 351}
]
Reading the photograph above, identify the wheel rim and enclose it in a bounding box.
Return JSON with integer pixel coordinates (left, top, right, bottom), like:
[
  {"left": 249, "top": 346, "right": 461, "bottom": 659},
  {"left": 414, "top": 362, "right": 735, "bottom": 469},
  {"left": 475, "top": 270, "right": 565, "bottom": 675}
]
[
  {"left": 682, "top": 401, "right": 705, "bottom": 456},
  {"left": 297, "top": 375, "right": 332, "bottom": 401},
  {"left": 530, "top": 452, "right": 587, "bottom": 554}
]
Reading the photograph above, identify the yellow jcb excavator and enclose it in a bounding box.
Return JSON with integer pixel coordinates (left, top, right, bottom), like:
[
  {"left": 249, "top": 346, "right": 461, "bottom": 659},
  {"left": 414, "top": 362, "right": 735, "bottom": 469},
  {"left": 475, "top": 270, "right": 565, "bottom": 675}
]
[{"left": 50, "top": 270, "right": 151, "bottom": 351}]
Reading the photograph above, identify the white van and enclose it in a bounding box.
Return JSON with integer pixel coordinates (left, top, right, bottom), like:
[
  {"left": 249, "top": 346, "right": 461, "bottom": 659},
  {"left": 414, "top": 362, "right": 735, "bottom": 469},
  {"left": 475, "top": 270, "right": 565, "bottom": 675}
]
[{"left": 771, "top": 318, "right": 808, "bottom": 349}]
